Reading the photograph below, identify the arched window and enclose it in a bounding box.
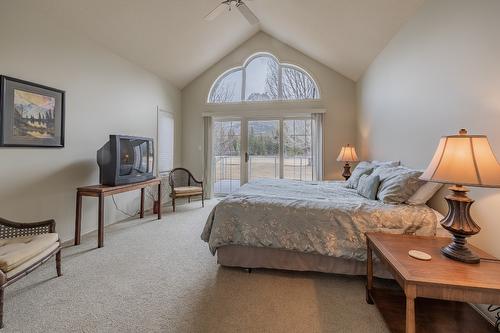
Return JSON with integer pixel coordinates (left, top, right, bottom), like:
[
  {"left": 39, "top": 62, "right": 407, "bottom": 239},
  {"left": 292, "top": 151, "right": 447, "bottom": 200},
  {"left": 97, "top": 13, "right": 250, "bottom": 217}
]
[{"left": 208, "top": 53, "right": 320, "bottom": 103}]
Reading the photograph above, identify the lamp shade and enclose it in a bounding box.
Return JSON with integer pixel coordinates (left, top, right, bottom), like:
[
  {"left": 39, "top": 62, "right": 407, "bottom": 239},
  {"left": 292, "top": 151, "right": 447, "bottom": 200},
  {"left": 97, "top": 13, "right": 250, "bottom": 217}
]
[
  {"left": 420, "top": 129, "right": 500, "bottom": 188},
  {"left": 337, "top": 145, "right": 359, "bottom": 162}
]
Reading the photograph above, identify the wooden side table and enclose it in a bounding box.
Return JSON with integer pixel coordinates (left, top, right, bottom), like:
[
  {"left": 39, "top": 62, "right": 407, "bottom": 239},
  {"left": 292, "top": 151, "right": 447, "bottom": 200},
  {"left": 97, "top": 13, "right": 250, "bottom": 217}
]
[
  {"left": 74, "top": 178, "right": 162, "bottom": 248},
  {"left": 366, "top": 233, "right": 500, "bottom": 333}
]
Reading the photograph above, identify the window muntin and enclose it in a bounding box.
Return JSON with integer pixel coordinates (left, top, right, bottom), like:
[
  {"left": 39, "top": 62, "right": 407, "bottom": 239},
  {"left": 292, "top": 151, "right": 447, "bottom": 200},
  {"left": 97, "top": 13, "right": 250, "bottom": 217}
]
[{"left": 208, "top": 53, "right": 319, "bottom": 103}]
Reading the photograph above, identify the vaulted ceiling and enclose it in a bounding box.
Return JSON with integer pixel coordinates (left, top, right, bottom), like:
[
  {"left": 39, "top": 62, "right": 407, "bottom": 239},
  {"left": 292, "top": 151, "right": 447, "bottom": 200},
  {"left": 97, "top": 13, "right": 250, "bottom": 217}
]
[{"left": 42, "top": 0, "right": 424, "bottom": 88}]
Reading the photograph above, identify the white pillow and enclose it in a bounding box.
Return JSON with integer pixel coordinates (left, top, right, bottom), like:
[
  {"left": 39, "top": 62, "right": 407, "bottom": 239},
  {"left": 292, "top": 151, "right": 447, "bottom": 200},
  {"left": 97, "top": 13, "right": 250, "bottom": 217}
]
[
  {"left": 345, "top": 161, "right": 374, "bottom": 189},
  {"left": 371, "top": 160, "right": 401, "bottom": 167},
  {"left": 406, "top": 182, "right": 443, "bottom": 205},
  {"left": 357, "top": 174, "right": 381, "bottom": 200},
  {"left": 372, "top": 166, "right": 424, "bottom": 204}
]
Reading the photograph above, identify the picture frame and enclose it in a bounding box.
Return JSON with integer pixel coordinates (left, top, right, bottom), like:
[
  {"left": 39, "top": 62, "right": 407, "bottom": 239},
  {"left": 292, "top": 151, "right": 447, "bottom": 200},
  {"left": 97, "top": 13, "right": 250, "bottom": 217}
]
[{"left": 0, "top": 75, "right": 65, "bottom": 147}]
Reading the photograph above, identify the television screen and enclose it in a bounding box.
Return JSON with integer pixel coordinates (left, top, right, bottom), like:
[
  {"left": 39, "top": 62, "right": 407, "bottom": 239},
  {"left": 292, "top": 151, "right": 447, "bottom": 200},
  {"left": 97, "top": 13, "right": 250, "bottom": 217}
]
[{"left": 119, "top": 138, "right": 150, "bottom": 176}]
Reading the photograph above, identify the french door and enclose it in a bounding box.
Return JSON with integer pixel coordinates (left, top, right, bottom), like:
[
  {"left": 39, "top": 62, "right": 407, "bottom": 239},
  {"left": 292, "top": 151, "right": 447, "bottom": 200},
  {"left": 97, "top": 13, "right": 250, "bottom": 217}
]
[{"left": 213, "top": 117, "right": 312, "bottom": 195}]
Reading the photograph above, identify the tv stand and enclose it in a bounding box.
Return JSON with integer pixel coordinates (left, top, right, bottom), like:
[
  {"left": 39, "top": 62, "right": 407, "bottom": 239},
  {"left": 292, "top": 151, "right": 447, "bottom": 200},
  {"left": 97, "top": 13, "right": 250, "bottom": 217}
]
[{"left": 74, "top": 178, "right": 162, "bottom": 248}]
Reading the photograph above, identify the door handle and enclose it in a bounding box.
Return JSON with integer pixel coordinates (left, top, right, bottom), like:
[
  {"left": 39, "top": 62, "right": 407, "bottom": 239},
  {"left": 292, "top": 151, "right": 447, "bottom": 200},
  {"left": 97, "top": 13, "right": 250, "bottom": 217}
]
[{"left": 245, "top": 152, "right": 249, "bottom": 163}]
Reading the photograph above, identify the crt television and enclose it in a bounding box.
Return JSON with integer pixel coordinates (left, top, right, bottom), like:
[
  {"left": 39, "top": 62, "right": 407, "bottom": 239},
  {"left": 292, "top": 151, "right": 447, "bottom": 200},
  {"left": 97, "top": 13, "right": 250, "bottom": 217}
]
[{"left": 97, "top": 135, "right": 155, "bottom": 186}]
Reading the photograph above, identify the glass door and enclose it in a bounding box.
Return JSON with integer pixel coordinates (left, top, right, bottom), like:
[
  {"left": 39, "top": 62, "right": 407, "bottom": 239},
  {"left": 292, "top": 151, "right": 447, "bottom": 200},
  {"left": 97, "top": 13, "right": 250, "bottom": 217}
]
[
  {"left": 212, "top": 117, "right": 315, "bottom": 195},
  {"left": 247, "top": 120, "right": 280, "bottom": 181},
  {"left": 213, "top": 120, "right": 241, "bottom": 195}
]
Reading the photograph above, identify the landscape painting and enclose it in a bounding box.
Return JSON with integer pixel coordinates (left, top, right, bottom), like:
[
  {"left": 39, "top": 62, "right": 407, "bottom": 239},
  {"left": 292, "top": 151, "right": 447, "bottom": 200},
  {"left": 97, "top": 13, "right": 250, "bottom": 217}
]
[
  {"left": 1, "top": 76, "right": 64, "bottom": 147},
  {"left": 13, "top": 89, "right": 56, "bottom": 139}
]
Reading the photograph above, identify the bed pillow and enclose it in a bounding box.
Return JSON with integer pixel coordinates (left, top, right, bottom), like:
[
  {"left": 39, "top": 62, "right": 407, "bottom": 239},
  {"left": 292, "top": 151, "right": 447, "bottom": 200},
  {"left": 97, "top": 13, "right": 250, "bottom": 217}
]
[
  {"left": 370, "top": 165, "right": 400, "bottom": 182},
  {"left": 357, "top": 174, "right": 381, "bottom": 200},
  {"left": 371, "top": 160, "right": 401, "bottom": 167},
  {"left": 406, "top": 182, "right": 443, "bottom": 205},
  {"left": 345, "top": 161, "right": 374, "bottom": 189},
  {"left": 373, "top": 166, "right": 425, "bottom": 204}
]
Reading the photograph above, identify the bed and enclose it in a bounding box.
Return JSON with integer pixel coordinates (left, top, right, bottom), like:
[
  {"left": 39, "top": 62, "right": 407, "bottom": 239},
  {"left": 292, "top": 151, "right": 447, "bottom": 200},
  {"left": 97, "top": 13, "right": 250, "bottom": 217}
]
[{"left": 201, "top": 179, "right": 444, "bottom": 277}]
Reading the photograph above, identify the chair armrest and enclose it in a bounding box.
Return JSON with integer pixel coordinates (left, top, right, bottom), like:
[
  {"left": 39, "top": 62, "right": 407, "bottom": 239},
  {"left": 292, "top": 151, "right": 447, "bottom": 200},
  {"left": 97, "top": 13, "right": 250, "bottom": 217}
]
[
  {"left": 0, "top": 218, "right": 56, "bottom": 239},
  {"left": 189, "top": 175, "right": 203, "bottom": 186}
]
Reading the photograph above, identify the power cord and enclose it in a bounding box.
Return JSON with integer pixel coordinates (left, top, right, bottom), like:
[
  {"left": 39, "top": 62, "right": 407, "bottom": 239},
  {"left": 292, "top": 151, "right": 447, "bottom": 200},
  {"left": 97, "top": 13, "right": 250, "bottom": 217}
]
[
  {"left": 480, "top": 257, "right": 500, "bottom": 263},
  {"left": 111, "top": 195, "right": 139, "bottom": 218}
]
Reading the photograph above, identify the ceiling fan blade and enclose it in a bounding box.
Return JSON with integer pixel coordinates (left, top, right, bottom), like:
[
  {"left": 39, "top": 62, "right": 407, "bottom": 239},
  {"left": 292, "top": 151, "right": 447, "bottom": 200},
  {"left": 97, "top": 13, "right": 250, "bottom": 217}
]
[
  {"left": 237, "top": 3, "right": 259, "bottom": 25},
  {"left": 204, "top": 3, "right": 227, "bottom": 21}
]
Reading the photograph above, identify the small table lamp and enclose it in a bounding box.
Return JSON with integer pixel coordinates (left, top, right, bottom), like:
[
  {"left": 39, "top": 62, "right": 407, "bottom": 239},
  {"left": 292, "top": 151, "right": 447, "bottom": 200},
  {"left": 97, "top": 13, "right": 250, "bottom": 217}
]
[
  {"left": 337, "top": 144, "right": 359, "bottom": 180},
  {"left": 421, "top": 129, "right": 500, "bottom": 264}
]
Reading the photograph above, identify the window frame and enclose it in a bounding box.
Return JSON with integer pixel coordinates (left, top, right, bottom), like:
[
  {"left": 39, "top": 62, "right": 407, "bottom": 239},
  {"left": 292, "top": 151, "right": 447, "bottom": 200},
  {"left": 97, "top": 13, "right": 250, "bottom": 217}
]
[
  {"left": 156, "top": 108, "right": 175, "bottom": 176},
  {"left": 207, "top": 52, "right": 320, "bottom": 104}
]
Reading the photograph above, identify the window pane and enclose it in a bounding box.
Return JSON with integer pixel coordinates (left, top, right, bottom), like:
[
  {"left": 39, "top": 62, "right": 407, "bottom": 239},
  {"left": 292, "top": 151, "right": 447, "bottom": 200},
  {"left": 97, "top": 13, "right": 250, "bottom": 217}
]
[
  {"left": 283, "top": 119, "right": 313, "bottom": 181},
  {"left": 209, "top": 70, "right": 242, "bottom": 103},
  {"left": 213, "top": 120, "right": 241, "bottom": 194},
  {"left": 157, "top": 110, "right": 174, "bottom": 174},
  {"left": 245, "top": 56, "right": 279, "bottom": 101},
  {"left": 248, "top": 120, "right": 280, "bottom": 180},
  {"left": 282, "top": 66, "right": 319, "bottom": 100}
]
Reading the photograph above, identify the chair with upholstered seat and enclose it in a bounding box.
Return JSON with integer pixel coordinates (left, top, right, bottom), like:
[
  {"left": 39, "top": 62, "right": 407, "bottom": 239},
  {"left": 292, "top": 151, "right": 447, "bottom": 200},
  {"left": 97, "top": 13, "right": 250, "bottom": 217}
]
[
  {"left": 168, "top": 168, "right": 204, "bottom": 212},
  {"left": 0, "top": 217, "right": 62, "bottom": 328}
]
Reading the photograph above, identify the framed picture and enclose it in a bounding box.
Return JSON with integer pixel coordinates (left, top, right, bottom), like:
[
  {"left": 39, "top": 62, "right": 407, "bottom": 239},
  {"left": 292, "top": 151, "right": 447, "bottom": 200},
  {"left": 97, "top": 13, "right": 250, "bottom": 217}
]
[{"left": 0, "top": 76, "right": 65, "bottom": 147}]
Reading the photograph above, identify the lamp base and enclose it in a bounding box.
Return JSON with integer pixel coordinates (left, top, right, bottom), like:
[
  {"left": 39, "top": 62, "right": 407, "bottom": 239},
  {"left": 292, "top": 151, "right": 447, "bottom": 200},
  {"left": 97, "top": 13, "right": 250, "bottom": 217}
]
[
  {"left": 441, "top": 234, "right": 480, "bottom": 264},
  {"left": 342, "top": 162, "right": 351, "bottom": 180},
  {"left": 440, "top": 185, "right": 481, "bottom": 264}
]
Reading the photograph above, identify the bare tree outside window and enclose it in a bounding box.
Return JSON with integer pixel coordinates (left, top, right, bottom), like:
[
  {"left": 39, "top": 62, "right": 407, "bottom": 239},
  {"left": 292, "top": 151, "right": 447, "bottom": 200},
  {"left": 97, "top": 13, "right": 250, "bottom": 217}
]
[
  {"left": 282, "top": 66, "right": 318, "bottom": 100},
  {"left": 264, "top": 59, "right": 318, "bottom": 100},
  {"left": 209, "top": 70, "right": 242, "bottom": 103},
  {"left": 210, "top": 82, "right": 236, "bottom": 103},
  {"left": 265, "top": 59, "right": 280, "bottom": 99}
]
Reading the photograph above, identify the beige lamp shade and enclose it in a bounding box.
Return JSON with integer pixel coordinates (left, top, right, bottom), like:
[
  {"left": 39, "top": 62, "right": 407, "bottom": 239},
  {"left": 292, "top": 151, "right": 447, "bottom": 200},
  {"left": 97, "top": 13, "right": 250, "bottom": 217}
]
[
  {"left": 337, "top": 145, "right": 359, "bottom": 162},
  {"left": 420, "top": 129, "right": 500, "bottom": 188}
]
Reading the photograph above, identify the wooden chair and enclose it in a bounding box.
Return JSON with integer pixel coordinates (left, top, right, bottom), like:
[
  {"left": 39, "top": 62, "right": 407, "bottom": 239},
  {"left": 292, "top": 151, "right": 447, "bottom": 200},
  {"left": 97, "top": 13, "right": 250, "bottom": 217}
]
[
  {"left": 168, "top": 168, "right": 204, "bottom": 212},
  {"left": 0, "top": 218, "right": 62, "bottom": 328}
]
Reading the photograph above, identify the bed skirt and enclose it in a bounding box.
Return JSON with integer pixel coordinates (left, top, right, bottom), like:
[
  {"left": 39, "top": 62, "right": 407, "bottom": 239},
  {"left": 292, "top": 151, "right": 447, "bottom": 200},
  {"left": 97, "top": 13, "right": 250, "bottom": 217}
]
[{"left": 217, "top": 245, "right": 392, "bottom": 279}]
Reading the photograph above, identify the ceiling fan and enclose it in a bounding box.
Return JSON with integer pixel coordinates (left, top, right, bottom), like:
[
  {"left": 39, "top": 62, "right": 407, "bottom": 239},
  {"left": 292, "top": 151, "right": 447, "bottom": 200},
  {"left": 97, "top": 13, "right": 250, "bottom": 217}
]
[{"left": 204, "top": 0, "right": 259, "bottom": 25}]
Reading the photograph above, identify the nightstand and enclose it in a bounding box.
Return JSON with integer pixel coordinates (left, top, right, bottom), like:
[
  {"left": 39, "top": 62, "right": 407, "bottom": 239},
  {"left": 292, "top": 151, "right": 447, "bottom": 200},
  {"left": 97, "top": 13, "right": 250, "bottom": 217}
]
[{"left": 366, "top": 233, "right": 500, "bottom": 333}]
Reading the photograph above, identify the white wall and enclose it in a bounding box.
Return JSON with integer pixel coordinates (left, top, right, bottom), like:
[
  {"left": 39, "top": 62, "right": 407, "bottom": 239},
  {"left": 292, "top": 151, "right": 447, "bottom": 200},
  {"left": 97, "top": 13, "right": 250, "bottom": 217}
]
[
  {"left": 181, "top": 32, "right": 357, "bottom": 181},
  {"left": 0, "top": 1, "right": 181, "bottom": 242},
  {"left": 357, "top": 0, "right": 500, "bottom": 257}
]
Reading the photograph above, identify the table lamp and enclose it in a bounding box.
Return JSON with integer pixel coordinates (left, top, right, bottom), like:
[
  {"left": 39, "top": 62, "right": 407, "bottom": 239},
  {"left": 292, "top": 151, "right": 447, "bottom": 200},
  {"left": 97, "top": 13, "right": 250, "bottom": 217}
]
[
  {"left": 337, "top": 144, "right": 359, "bottom": 180},
  {"left": 420, "top": 129, "right": 500, "bottom": 264}
]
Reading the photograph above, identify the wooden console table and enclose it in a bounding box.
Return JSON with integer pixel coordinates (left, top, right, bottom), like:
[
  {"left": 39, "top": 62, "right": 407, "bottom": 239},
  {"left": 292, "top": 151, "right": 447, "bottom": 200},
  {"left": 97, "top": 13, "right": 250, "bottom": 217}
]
[
  {"left": 74, "top": 178, "right": 162, "bottom": 248},
  {"left": 366, "top": 233, "right": 500, "bottom": 333}
]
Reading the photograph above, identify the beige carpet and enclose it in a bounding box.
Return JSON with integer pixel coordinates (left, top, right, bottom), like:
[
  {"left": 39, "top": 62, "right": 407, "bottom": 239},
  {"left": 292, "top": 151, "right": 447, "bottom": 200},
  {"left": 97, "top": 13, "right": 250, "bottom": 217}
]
[{"left": 4, "top": 199, "right": 390, "bottom": 333}]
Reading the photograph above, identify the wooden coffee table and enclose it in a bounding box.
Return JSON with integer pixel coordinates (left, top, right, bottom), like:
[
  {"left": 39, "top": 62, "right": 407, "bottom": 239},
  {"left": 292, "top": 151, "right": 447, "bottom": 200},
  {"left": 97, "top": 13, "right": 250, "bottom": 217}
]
[{"left": 366, "top": 233, "right": 500, "bottom": 333}]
